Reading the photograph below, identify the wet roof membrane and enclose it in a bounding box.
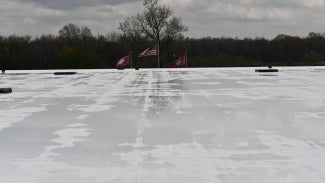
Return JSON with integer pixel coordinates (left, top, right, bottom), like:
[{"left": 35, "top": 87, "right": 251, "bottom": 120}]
[{"left": 1, "top": 67, "right": 325, "bottom": 183}]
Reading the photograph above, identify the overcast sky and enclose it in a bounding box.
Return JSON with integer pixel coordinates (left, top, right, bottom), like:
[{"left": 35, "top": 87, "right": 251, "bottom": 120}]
[{"left": 1, "top": 0, "right": 325, "bottom": 39}]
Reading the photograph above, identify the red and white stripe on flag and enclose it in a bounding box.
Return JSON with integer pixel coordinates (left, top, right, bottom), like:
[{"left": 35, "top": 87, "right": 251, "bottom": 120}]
[
  {"left": 171, "top": 55, "right": 186, "bottom": 68},
  {"left": 138, "top": 45, "right": 157, "bottom": 57},
  {"left": 116, "top": 55, "right": 130, "bottom": 68}
]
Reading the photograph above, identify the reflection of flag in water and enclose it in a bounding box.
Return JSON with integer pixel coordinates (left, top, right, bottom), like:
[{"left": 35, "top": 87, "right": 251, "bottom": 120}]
[
  {"left": 171, "top": 55, "right": 186, "bottom": 68},
  {"left": 115, "top": 55, "right": 130, "bottom": 68},
  {"left": 138, "top": 45, "right": 157, "bottom": 57}
]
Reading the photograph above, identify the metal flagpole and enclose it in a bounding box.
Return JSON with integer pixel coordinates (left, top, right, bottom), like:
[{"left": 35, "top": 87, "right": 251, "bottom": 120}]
[
  {"left": 130, "top": 52, "right": 133, "bottom": 69},
  {"left": 157, "top": 44, "right": 160, "bottom": 68},
  {"left": 186, "top": 51, "right": 188, "bottom": 68}
]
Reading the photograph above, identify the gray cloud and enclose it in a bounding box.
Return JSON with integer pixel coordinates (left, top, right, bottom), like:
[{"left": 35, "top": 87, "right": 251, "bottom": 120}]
[
  {"left": 17, "top": 0, "right": 142, "bottom": 10},
  {"left": 164, "top": 0, "right": 325, "bottom": 38},
  {"left": 1, "top": 0, "right": 325, "bottom": 39}
]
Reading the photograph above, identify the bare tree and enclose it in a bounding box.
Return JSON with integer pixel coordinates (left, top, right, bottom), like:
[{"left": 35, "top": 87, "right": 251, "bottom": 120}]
[
  {"left": 81, "top": 26, "right": 93, "bottom": 40},
  {"left": 58, "top": 23, "right": 81, "bottom": 42},
  {"left": 119, "top": 0, "right": 188, "bottom": 67}
]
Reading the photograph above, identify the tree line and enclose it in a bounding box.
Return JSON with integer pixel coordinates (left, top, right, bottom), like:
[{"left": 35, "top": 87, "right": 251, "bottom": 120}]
[
  {"left": 1, "top": 0, "right": 325, "bottom": 70},
  {"left": 1, "top": 29, "right": 325, "bottom": 70}
]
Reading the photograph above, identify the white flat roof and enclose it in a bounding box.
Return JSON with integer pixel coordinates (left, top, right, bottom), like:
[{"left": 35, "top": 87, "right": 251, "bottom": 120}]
[{"left": 1, "top": 67, "right": 325, "bottom": 183}]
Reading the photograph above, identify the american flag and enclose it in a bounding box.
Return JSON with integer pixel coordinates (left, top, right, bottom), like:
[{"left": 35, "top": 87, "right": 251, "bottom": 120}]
[{"left": 138, "top": 45, "right": 158, "bottom": 57}]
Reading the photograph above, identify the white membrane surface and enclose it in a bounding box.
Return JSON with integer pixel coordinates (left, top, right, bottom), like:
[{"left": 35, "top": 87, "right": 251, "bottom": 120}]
[{"left": 1, "top": 67, "right": 325, "bottom": 183}]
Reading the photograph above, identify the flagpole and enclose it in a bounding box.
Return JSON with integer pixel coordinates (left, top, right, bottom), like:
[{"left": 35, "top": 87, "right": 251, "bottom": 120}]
[
  {"left": 157, "top": 43, "right": 160, "bottom": 68},
  {"left": 130, "top": 52, "right": 133, "bottom": 68},
  {"left": 186, "top": 51, "right": 188, "bottom": 68}
]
